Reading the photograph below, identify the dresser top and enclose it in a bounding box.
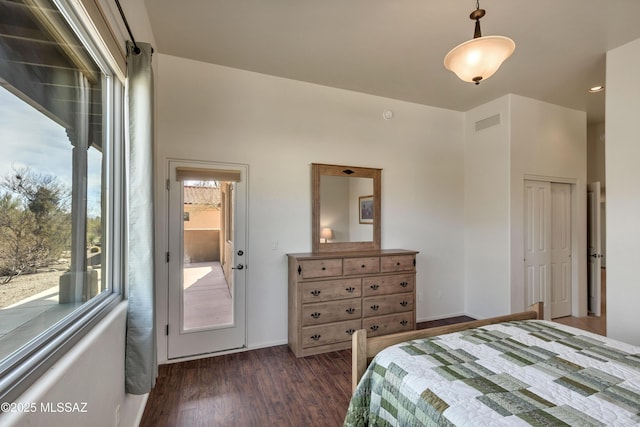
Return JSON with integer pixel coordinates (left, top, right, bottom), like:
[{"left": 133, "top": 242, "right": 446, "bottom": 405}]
[{"left": 287, "top": 249, "right": 418, "bottom": 260}]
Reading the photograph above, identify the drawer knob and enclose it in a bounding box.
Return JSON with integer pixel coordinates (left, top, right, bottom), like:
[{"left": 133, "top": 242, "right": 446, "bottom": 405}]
[
  {"left": 310, "top": 290, "right": 321, "bottom": 297},
  {"left": 346, "top": 307, "right": 356, "bottom": 314},
  {"left": 400, "top": 301, "right": 408, "bottom": 307},
  {"left": 370, "top": 284, "right": 379, "bottom": 290},
  {"left": 370, "top": 325, "right": 379, "bottom": 331},
  {"left": 400, "top": 320, "right": 408, "bottom": 326},
  {"left": 370, "top": 304, "right": 379, "bottom": 311},
  {"left": 321, "top": 267, "right": 326, "bottom": 270},
  {"left": 396, "top": 262, "right": 401, "bottom": 266},
  {"left": 346, "top": 329, "right": 355, "bottom": 335},
  {"left": 345, "top": 286, "right": 355, "bottom": 293},
  {"left": 311, "top": 334, "right": 321, "bottom": 341},
  {"left": 311, "top": 312, "right": 321, "bottom": 319},
  {"left": 400, "top": 281, "right": 408, "bottom": 287},
  {"left": 361, "top": 264, "right": 366, "bottom": 268}
]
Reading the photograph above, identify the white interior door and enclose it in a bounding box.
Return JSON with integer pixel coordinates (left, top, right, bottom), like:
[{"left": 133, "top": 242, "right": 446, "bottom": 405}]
[
  {"left": 524, "top": 180, "right": 573, "bottom": 320},
  {"left": 587, "top": 181, "right": 602, "bottom": 316},
  {"left": 550, "top": 183, "right": 572, "bottom": 318},
  {"left": 167, "top": 160, "right": 248, "bottom": 359},
  {"left": 524, "top": 180, "right": 551, "bottom": 320}
]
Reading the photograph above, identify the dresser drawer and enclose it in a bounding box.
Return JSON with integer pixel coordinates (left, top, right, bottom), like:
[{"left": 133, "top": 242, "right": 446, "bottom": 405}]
[
  {"left": 363, "top": 293, "right": 414, "bottom": 317},
  {"left": 302, "top": 298, "right": 361, "bottom": 326},
  {"left": 343, "top": 257, "right": 380, "bottom": 275},
  {"left": 302, "top": 319, "right": 362, "bottom": 348},
  {"left": 380, "top": 255, "right": 415, "bottom": 273},
  {"left": 301, "top": 278, "right": 361, "bottom": 303},
  {"left": 299, "top": 259, "right": 342, "bottom": 278},
  {"left": 362, "top": 273, "right": 414, "bottom": 296},
  {"left": 363, "top": 312, "right": 414, "bottom": 337}
]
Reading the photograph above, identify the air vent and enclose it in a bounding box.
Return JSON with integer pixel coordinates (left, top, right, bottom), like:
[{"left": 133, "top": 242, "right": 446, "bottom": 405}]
[{"left": 475, "top": 114, "right": 501, "bottom": 132}]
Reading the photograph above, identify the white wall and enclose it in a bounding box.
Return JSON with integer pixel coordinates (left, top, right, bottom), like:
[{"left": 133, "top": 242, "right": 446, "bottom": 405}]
[
  {"left": 464, "top": 94, "right": 587, "bottom": 319},
  {"left": 464, "top": 96, "right": 511, "bottom": 319},
  {"left": 320, "top": 175, "right": 350, "bottom": 242},
  {"left": 154, "top": 54, "right": 466, "bottom": 362},
  {"left": 587, "top": 123, "right": 606, "bottom": 188},
  {"left": 606, "top": 37, "right": 640, "bottom": 345}
]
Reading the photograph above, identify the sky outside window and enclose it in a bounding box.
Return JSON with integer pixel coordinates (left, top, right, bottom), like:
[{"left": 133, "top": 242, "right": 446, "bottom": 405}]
[{"left": 0, "top": 86, "right": 102, "bottom": 217}]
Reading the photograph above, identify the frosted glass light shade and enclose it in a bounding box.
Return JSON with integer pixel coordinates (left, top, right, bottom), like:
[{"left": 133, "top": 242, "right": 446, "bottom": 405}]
[{"left": 444, "top": 35, "right": 515, "bottom": 83}]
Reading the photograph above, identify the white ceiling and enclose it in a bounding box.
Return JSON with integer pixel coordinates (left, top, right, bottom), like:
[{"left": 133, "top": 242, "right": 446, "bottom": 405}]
[{"left": 144, "top": 0, "right": 640, "bottom": 124}]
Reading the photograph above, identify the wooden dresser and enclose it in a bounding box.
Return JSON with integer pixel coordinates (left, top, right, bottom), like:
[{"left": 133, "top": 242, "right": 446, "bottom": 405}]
[{"left": 287, "top": 249, "right": 418, "bottom": 357}]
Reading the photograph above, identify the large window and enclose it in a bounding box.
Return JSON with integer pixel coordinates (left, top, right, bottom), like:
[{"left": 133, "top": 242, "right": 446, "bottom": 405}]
[{"left": 0, "top": 0, "right": 123, "bottom": 401}]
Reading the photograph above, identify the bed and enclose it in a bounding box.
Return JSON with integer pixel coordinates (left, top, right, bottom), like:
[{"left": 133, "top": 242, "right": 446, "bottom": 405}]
[{"left": 345, "top": 303, "right": 640, "bottom": 426}]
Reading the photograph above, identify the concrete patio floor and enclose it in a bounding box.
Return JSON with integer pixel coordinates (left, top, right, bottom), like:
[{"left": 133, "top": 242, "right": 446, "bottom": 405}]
[
  {"left": 182, "top": 261, "right": 232, "bottom": 330},
  {"left": 0, "top": 284, "right": 80, "bottom": 360}
]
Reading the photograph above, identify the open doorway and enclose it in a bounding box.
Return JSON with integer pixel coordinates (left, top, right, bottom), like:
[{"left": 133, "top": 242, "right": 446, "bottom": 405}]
[
  {"left": 554, "top": 181, "right": 606, "bottom": 335},
  {"left": 587, "top": 182, "right": 603, "bottom": 317}
]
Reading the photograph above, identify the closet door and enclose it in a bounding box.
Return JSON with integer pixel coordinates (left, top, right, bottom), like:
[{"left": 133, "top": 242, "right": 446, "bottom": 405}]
[
  {"left": 524, "top": 180, "right": 572, "bottom": 320},
  {"left": 550, "top": 183, "right": 572, "bottom": 318},
  {"left": 524, "top": 180, "right": 551, "bottom": 320}
]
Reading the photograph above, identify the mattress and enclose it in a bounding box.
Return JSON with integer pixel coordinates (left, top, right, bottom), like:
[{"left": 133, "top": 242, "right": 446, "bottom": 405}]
[{"left": 344, "top": 320, "right": 640, "bottom": 426}]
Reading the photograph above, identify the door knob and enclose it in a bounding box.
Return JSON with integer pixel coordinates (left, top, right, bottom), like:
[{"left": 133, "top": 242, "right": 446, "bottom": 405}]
[{"left": 232, "top": 264, "right": 244, "bottom": 270}]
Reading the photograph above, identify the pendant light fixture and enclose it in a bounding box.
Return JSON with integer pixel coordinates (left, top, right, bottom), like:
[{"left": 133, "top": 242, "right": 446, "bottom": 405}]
[{"left": 444, "top": 0, "right": 515, "bottom": 85}]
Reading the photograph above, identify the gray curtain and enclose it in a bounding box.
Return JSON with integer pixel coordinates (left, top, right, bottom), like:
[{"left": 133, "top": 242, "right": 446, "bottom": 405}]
[{"left": 125, "top": 41, "right": 157, "bottom": 394}]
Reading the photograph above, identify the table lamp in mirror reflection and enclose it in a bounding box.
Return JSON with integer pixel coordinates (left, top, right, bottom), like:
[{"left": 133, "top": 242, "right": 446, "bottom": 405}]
[{"left": 320, "top": 227, "right": 334, "bottom": 243}]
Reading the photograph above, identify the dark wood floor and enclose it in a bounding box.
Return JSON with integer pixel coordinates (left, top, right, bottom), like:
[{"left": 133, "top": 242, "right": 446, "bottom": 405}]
[
  {"left": 141, "top": 278, "right": 606, "bottom": 427},
  {"left": 140, "top": 345, "right": 353, "bottom": 427},
  {"left": 139, "top": 317, "right": 475, "bottom": 427}
]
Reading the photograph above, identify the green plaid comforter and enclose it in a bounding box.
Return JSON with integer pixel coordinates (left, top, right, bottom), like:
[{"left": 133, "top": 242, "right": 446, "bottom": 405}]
[{"left": 344, "top": 320, "right": 640, "bottom": 426}]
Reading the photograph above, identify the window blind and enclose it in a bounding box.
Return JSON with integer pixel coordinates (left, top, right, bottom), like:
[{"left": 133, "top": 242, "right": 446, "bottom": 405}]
[{"left": 175, "top": 167, "right": 241, "bottom": 182}]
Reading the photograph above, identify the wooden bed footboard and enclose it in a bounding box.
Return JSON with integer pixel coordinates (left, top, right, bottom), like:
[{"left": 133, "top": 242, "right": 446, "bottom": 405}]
[{"left": 351, "top": 302, "right": 543, "bottom": 391}]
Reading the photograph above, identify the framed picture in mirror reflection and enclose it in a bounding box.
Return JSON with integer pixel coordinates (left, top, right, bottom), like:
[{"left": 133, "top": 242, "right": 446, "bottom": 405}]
[{"left": 359, "top": 195, "right": 374, "bottom": 224}]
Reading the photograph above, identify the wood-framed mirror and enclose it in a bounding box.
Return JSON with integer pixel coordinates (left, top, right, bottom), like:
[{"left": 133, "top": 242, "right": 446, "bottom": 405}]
[{"left": 312, "top": 163, "right": 381, "bottom": 253}]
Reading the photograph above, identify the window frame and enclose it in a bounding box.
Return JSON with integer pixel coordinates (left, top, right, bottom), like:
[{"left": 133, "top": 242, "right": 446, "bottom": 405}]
[{"left": 0, "top": 0, "right": 125, "bottom": 404}]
